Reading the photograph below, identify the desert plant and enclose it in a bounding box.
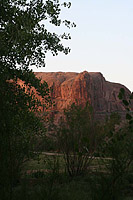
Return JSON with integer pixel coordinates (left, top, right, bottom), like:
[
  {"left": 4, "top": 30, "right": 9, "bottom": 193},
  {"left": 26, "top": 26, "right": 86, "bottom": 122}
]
[
  {"left": 57, "top": 103, "right": 99, "bottom": 177},
  {"left": 90, "top": 114, "right": 133, "bottom": 200}
]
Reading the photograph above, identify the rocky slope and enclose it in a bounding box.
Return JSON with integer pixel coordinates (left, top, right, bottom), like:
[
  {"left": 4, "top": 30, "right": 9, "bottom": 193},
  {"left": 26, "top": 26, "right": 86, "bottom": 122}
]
[{"left": 35, "top": 71, "right": 133, "bottom": 120}]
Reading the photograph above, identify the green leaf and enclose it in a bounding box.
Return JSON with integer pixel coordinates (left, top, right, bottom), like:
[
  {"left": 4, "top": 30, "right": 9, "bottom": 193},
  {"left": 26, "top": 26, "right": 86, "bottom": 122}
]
[
  {"left": 126, "top": 113, "right": 132, "bottom": 120},
  {"left": 120, "top": 88, "right": 125, "bottom": 94},
  {"left": 130, "top": 92, "right": 133, "bottom": 99},
  {"left": 122, "top": 100, "right": 129, "bottom": 106},
  {"left": 118, "top": 93, "right": 122, "bottom": 100},
  {"left": 129, "top": 120, "right": 133, "bottom": 124}
]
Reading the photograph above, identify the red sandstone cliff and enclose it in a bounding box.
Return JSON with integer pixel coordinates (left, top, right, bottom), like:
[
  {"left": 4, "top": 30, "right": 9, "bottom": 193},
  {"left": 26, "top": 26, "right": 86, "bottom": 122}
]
[{"left": 34, "top": 71, "right": 132, "bottom": 119}]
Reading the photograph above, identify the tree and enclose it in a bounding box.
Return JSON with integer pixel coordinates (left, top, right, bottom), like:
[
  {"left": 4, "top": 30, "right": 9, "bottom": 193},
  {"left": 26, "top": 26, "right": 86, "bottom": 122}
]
[
  {"left": 0, "top": 0, "right": 74, "bottom": 199},
  {"left": 57, "top": 103, "right": 99, "bottom": 177},
  {"left": 91, "top": 113, "right": 133, "bottom": 200},
  {"left": 90, "top": 90, "right": 133, "bottom": 200}
]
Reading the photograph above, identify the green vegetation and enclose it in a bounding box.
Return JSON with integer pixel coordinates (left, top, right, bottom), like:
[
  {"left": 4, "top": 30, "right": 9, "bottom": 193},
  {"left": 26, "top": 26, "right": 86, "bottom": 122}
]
[
  {"left": 20, "top": 106, "right": 133, "bottom": 200},
  {"left": 56, "top": 103, "right": 99, "bottom": 177},
  {"left": 0, "top": 1, "right": 133, "bottom": 200},
  {"left": 0, "top": 0, "right": 73, "bottom": 199},
  {"left": 8, "top": 153, "right": 133, "bottom": 200}
]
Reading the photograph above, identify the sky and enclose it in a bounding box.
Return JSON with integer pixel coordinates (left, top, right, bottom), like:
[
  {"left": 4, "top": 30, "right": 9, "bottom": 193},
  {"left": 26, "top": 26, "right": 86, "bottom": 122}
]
[{"left": 31, "top": 0, "right": 133, "bottom": 91}]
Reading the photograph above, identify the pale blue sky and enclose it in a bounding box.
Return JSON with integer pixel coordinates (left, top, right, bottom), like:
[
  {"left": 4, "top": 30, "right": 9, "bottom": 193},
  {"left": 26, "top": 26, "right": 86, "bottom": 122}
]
[{"left": 31, "top": 0, "right": 133, "bottom": 91}]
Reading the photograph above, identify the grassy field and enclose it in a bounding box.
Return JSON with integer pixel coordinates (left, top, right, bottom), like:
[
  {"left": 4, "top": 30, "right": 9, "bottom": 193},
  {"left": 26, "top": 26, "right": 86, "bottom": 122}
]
[
  {"left": 16, "top": 153, "right": 133, "bottom": 200},
  {"left": 23, "top": 153, "right": 111, "bottom": 172}
]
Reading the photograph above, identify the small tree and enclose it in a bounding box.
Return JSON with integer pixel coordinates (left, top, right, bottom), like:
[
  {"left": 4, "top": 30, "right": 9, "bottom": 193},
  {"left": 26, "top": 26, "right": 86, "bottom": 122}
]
[
  {"left": 90, "top": 90, "right": 133, "bottom": 200},
  {"left": 57, "top": 103, "right": 98, "bottom": 177},
  {"left": 91, "top": 113, "right": 133, "bottom": 200}
]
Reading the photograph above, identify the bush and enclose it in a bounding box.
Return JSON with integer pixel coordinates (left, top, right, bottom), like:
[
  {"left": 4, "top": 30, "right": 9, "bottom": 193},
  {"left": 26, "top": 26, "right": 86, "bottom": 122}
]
[{"left": 57, "top": 103, "right": 99, "bottom": 177}]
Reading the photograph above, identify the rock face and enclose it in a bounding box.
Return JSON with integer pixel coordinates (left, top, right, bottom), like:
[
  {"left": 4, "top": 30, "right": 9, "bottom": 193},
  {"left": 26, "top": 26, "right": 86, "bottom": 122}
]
[{"left": 35, "top": 71, "right": 132, "bottom": 120}]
